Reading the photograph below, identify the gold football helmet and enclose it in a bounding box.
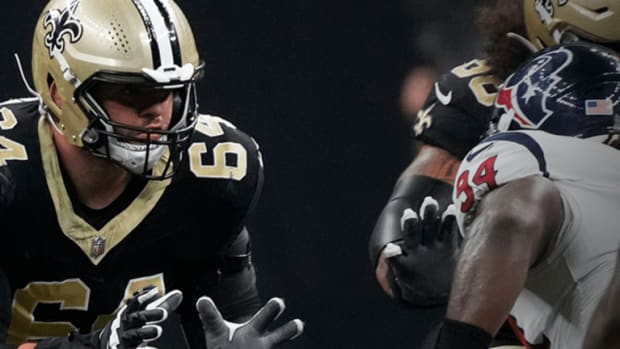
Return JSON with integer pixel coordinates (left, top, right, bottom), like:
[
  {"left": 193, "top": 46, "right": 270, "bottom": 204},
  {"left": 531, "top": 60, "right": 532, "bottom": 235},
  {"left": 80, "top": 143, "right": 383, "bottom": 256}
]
[
  {"left": 524, "top": 0, "right": 620, "bottom": 50},
  {"left": 32, "top": 0, "right": 204, "bottom": 178}
]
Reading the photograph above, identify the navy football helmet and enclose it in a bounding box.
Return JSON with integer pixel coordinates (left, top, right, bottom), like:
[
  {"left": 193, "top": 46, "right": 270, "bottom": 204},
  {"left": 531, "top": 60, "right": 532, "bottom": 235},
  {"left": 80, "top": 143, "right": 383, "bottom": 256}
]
[{"left": 492, "top": 42, "right": 620, "bottom": 142}]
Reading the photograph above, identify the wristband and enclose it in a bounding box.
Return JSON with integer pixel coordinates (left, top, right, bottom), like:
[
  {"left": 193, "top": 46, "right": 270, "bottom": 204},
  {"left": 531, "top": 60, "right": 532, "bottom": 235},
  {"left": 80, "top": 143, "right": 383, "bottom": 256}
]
[{"left": 422, "top": 318, "right": 492, "bottom": 349}]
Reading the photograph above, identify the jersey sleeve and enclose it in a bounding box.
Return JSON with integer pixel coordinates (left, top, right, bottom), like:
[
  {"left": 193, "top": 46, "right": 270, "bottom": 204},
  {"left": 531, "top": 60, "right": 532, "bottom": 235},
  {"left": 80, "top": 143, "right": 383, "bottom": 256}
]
[
  {"left": 452, "top": 131, "right": 550, "bottom": 233},
  {"left": 188, "top": 114, "right": 264, "bottom": 221},
  {"left": 413, "top": 59, "right": 500, "bottom": 159}
]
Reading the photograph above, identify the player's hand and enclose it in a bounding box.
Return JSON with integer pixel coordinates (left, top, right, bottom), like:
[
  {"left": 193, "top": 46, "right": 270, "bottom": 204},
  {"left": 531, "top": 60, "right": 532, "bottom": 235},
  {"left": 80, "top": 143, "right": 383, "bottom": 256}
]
[
  {"left": 95, "top": 286, "right": 183, "bottom": 349},
  {"left": 197, "top": 297, "right": 304, "bottom": 349},
  {"left": 382, "top": 196, "right": 462, "bottom": 307}
]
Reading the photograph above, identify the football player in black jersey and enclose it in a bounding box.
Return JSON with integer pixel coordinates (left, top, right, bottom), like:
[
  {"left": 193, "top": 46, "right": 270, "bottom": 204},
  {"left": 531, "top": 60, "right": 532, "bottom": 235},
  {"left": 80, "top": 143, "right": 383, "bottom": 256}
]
[
  {"left": 0, "top": 0, "right": 303, "bottom": 349},
  {"left": 369, "top": 0, "right": 620, "bottom": 347}
]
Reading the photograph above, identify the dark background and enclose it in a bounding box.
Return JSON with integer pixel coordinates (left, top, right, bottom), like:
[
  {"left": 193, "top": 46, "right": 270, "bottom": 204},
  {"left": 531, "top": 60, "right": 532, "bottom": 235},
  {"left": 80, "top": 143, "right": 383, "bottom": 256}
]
[{"left": 0, "top": 1, "right": 483, "bottom": 347}]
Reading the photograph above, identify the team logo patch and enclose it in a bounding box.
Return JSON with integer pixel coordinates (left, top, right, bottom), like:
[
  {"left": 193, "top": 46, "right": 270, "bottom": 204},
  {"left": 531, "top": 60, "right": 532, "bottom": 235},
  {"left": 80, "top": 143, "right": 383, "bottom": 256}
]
[
  {"left": 43, "top": 0, "right": 83, "bottom": 57},
  {"left": 495, "top": 47, "right": 573, "bottom": 129}
]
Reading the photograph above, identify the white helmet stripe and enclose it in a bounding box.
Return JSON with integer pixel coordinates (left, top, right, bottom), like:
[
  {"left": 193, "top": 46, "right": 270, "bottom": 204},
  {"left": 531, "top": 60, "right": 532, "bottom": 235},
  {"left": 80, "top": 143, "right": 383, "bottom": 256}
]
[{"left": 132, "top": 0, "right": 178, "bottom": 68}]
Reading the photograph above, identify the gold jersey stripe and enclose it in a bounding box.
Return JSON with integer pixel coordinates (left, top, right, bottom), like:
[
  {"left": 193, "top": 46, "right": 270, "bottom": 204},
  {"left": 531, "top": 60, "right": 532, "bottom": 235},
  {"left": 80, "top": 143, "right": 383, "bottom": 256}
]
[{"left": 38, "top": 117, "right": 171, "bottom": 265}]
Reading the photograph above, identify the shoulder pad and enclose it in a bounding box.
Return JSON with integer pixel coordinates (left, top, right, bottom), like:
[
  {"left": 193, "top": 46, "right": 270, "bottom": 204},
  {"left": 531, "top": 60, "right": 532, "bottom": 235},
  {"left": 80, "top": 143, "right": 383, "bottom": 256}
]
[
  {"left": 414, "top": 59, "right": 501, "bottom": 158},
  {"left": 189, "top": 114, "right": 264, "bottom": 173},
  {"left": 452, "top": 131, "right": 548, "bottom": 231},
  {"left": 177, "top": 113, "right": 264, "bottom": 209}
]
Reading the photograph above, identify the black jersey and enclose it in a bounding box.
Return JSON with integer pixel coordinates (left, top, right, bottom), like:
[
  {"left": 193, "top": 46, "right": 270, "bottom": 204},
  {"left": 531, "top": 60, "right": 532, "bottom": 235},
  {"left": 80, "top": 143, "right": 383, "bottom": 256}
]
[
  {"left": 0, "top": 98, "right": 264, "bottom": 348},
  {"left": 413, "top": 58, "right": 501, "bottom": 159}
]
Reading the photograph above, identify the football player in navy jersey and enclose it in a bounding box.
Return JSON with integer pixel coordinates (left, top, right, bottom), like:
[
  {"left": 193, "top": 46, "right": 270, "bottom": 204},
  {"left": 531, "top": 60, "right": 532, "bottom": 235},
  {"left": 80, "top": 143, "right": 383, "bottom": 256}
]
[
  {"left": 0, "top": 0, "right": 303, "bottom": 348},
  {"left": 423, "top": 42, "right": 620, "bottom": 349}
]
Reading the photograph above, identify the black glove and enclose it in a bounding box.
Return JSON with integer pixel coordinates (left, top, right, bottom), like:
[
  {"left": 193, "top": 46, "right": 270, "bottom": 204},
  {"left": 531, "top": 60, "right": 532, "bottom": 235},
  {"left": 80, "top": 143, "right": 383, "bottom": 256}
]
[
  {"left": 384, "top": 196, "right": 462, "bottom": 307},
  {"left": 369, "top": 175, "right": 454, "bottom": 267},
  {"left": 197, "top": 297, "right": 304, "bottom": 349},
  {"left": 33, "top": 287, "right": 182, "bottom": 349},
  {"left": 94, "top": 287, "right": 183, "bottom": 349}
]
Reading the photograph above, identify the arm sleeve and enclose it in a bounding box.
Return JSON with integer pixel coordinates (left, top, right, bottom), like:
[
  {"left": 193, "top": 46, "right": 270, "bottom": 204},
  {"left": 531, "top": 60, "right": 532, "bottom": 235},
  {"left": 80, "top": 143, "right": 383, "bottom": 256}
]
[
  {"left": 414, "top": 62, "right": 498, "bottom": 159},
  {"left": 174, "top": 228, "right": 261, "bottom": 349},
  {"left": 210, "top": 228, "right": 261, "bottom": 321}
]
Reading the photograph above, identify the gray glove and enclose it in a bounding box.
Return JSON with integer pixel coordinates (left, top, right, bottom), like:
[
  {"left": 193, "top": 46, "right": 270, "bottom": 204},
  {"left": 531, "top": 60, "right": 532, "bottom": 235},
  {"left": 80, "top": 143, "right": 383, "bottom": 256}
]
[{"left": 197, "top": 297, "right": 303, "bottom": 349}]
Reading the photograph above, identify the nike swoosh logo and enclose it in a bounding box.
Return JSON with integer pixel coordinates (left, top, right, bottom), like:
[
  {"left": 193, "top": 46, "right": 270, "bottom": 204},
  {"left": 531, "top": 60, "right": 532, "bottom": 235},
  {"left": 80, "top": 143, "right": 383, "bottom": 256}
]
[
  {"left": 434, "top": 82, "right": 452, "bottom": 105},
  {"left": 466, "top": 142, "right": 493, "bottom": 162}
]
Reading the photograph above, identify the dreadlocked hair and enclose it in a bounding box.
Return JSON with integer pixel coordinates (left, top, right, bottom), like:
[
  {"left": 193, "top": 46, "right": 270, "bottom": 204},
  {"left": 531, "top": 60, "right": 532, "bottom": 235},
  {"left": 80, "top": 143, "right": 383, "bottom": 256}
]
[{"left": 476, "top": 0, "right": 533, "bottom": 80}]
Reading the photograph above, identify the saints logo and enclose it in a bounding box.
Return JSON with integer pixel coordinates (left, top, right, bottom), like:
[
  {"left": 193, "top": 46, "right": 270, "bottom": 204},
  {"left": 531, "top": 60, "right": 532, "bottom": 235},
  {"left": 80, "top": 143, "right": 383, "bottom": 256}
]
[
  {"left": 43, "top": 0, "right": 83, "bottom": 57},
  {"left": 413, "top": 103, "right": 435, "bottom": 137}
]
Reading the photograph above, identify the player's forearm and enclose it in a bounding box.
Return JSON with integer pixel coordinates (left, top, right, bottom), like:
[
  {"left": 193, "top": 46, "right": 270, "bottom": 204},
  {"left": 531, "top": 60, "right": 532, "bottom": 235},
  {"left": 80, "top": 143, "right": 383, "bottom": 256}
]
[
  {"left": 447, "top": 177, "right": 562, "bottom": 335},
  {"left": 398, "top": 144, "right": 461, "bottom": 184},
  {"left": 205, "top": 265, "right": 261, "bottom": 322},
  {"left": 371, "top": 144, "right": 461, "bottom": 297},
  {"left": 369, "top": 175, "right": 455, "bottom": 270},
  {"left": 446, "top": 213, "right": 532, "bottom": 336},
  {"left": 370, "top": 144, "right": 459, "bottom": 263}
]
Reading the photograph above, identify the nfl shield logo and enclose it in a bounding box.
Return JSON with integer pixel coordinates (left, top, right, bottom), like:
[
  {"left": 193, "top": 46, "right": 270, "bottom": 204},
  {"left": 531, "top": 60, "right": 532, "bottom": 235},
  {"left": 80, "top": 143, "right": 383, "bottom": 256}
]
[{"left": 91, "top": 236, "right": 106, "bottom": 258}]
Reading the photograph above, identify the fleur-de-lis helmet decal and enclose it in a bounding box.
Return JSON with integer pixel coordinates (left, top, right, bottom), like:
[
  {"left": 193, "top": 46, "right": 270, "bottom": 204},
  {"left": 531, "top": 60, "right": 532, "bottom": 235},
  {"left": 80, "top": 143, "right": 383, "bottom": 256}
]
[
  {"left": 43, "top": 0, "right": 83, "bottom": 58},
  {"left": 523, "top": 0, "right": 620, "bottom": 51}
]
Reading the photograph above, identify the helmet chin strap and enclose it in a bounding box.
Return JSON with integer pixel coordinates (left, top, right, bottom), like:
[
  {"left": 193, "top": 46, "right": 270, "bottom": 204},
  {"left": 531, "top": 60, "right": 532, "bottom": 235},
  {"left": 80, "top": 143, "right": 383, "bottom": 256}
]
[
  {"left": 13, "top": 53, "right": 62, "bottom": 133},
  {"left": 51, "top": 49, "right": 81, "bottom": 88},
  {"left": 506, "top": 32, "right": 539, "bottom": 53},
  {"left": 14, "top": 53, "right": 40, "bottom": 98}
]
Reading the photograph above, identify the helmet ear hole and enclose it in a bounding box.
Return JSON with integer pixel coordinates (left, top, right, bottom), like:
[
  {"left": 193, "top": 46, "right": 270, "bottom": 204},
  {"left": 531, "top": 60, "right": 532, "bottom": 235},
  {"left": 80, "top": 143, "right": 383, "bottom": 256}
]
[
  {"left": 170, "top": 91, "right": 185, "bottom": 126},
  {"left": 173, "top": 92, "right": 183, "bottom": 117}
]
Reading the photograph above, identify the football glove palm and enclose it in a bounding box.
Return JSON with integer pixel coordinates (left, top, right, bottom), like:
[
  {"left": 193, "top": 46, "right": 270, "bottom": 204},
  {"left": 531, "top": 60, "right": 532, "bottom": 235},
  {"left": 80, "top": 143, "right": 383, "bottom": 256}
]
[{"left": 197, "top": 297, "right": 304, "bottom": 349}]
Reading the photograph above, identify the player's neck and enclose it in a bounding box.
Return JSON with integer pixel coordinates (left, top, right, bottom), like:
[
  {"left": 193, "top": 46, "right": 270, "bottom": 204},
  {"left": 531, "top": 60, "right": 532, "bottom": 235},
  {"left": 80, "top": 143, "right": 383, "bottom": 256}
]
[{"left": 52, "top": 128, "right": 133, "bottom": 210}]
